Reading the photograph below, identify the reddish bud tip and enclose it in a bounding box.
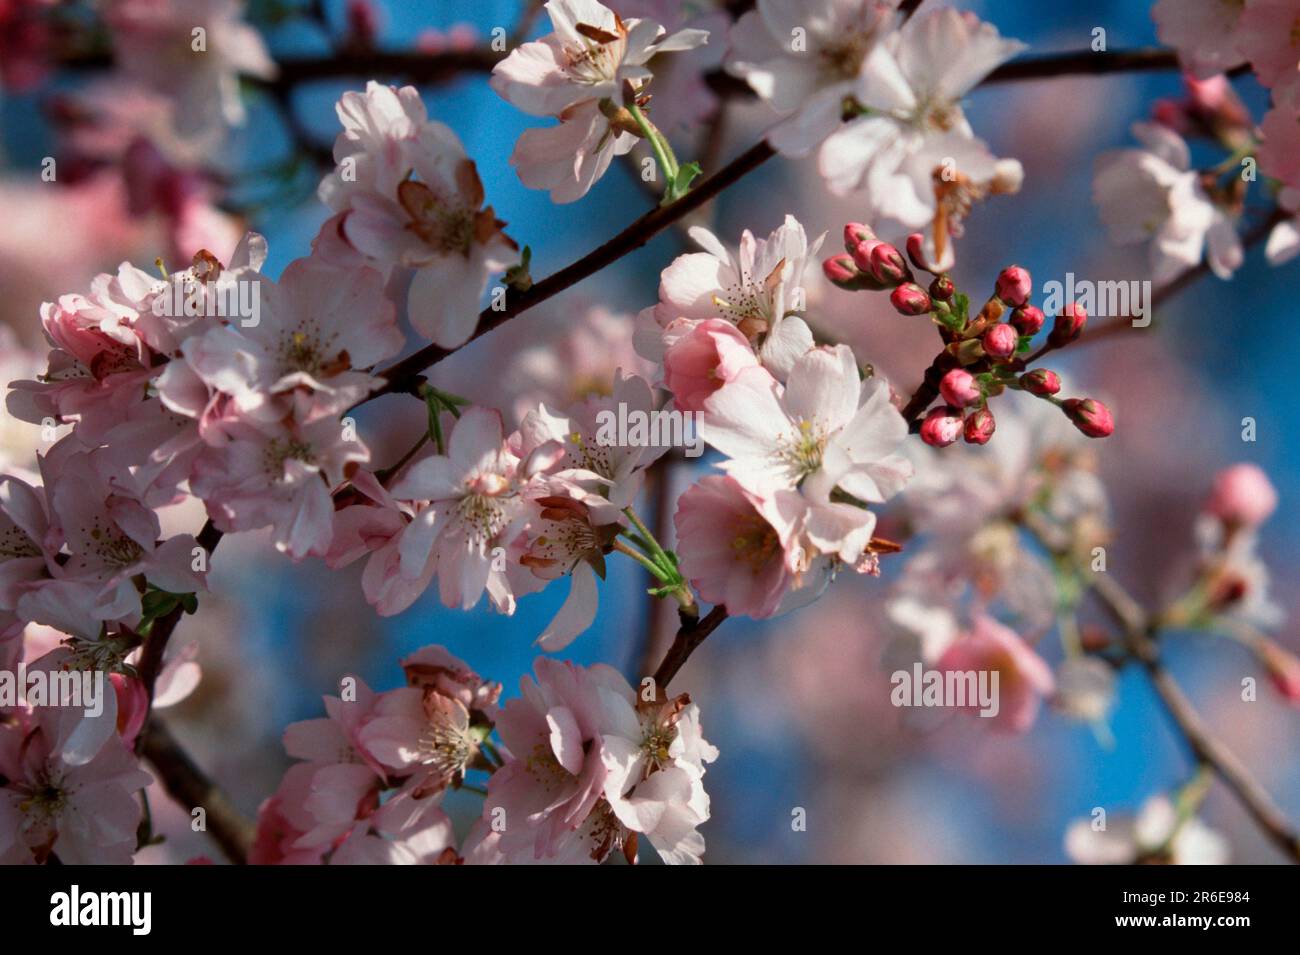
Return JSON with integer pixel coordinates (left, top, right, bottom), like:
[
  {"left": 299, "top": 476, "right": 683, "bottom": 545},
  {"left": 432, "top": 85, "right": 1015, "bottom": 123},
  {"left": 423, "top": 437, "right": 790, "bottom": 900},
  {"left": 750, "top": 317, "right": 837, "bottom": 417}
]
[
  {"left": 890, "top": 282, "right": 932, "bottom": 316},
  {"left": 1010, "top": 304, "right": 1045, "bottom": 336},
  {"left": 939, "top": 368, "right": 982, "bottom": 408},
  {"left": 843, "top": 222, "right": 875, "bottom": 252},
  {"left": 823, "top": 254, "right": 861, "bottom": 287},
  {"left": 982, "top": 323, "right": 1018, "bottom": 360},
  {"left": 868, "top": 243, "right": 910, "bottom": 286},
  {"left": 995, "top": 265, "right": 1032, "bottom": 307},
  {"left": 963, "top": 407, "right": 996, "bottom": 445},
  {"left": 1049, "top": 303, "right": 1088, "bottom": 347},
  {"left": 1019, "top": 368, "right": 1061, "bottom": 396},
  {"left": 905, "top": 232, "right": 935, "bottom": 272},
  {"left": 920, "top": 406, "right": 964, "bottom": 447},
  {"left": 929, "top": 275, "right": 955, "bottom": 301},
  {"left": 1062, "top": 397, "right": 1114, "bottom": 438}
]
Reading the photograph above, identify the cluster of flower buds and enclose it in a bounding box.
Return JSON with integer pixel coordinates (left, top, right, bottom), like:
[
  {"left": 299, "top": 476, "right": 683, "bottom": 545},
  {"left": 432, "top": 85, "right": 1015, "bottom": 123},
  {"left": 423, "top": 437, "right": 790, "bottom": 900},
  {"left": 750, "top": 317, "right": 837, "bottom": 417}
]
[{"left": 825, "top": 227, "right": 1115, "bottom": 447}]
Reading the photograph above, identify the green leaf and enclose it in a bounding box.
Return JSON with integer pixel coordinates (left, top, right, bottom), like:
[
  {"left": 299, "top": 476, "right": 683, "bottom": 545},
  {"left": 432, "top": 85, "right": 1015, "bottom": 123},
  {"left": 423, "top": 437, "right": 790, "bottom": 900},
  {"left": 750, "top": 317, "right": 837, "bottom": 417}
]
[
  {"left": 504, "top": 246, "right": 533, "bottom": 292},
  {"left": 662, "top": 162, "right": 702, "bottom": 205}
]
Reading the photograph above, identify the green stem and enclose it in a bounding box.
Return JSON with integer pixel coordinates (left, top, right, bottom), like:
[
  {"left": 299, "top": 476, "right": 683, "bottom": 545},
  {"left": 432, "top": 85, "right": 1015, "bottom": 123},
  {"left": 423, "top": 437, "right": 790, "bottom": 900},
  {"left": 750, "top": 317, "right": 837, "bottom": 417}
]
[
  {"left": 613, "top": 539, "right": 671, "bottom": 583},
  {"left": 627, "top": 101, "right": 679, "bottom": 189}
]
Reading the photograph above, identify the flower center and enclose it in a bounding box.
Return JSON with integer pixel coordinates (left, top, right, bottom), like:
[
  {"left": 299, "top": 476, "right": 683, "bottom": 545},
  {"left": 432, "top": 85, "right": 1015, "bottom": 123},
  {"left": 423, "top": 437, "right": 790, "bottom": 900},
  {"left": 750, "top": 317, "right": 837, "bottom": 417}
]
[
  {"left": 731, "top": 513, "right": 781, "bottom": 573},
  {"left": 263, "top": 438, "right": 317, "bottom": 479},
  {"left": 0, "top": 523, "right": 40, "bottom": 562},
  {"left": 398, "top": 180, "right": 475, "bottom": 256},
  {"left": 776, "top": 419, "right": 828, "bottom": 482}
]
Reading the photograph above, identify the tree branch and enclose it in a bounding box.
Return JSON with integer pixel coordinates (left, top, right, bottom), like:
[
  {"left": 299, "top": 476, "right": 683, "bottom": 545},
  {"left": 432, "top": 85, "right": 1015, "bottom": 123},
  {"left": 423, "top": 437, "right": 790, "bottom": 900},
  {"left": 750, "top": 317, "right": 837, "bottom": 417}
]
[
  {"left": 361, "top": 140, "right": 777, "bottom": 405},
  {"left": 651, "top": 605, "right": 729, "bottom": 688},
  {"left": 140, "top": 716, "right": 257, "bottom": 865},
  {"left": 1087, "top": 572, "right": 1300, "bottom": 863}
]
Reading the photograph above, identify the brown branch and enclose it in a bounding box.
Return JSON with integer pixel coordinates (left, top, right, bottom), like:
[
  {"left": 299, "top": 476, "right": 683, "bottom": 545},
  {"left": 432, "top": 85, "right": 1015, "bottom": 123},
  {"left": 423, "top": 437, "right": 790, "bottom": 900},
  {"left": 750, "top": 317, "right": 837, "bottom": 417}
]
[
  {"left": 362, "top": 140, "right": 777, "bottom": 405},
  {"left": 1087, "top": 572, "right": 1300, "bottom": 863},
  {"left": 651, "top": 605, "right": 729, "bottom": 688},
  {"left": 1023, "top": 516, "right": 1300, "bottom": 862},
  {"left": 141, "top": 716, "right": 256, "bottom": 865}
]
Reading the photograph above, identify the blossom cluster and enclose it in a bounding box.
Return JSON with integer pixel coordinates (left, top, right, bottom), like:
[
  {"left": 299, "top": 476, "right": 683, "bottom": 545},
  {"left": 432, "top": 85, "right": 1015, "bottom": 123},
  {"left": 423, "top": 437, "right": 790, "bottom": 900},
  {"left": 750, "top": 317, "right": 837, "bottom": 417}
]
[
  {"left": 1095, "top": 0, "right": 1300, "bottom": 277},
  {"left": 0, "top": 0, "right": 1295, "bottom": 868},
  {"left": 254, "top": 645, "right": 716, "bottom": 865}
]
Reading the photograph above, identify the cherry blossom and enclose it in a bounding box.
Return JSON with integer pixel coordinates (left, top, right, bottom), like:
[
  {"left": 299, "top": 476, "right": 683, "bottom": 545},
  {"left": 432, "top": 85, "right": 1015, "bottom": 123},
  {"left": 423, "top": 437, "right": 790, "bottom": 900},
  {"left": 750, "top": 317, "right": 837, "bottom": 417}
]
[
  {"left": 318, "top": 82, "right": 518, "bottom": 346},
  {"left": 0, "top": 704, "right": 151, "bottom": 864},
  {"left": 725, "top": 0, "right": 900, "bottom": 157},
  {"left": 387, "top": 407, "right": 540, "bottom": 612},
  {"left": 103, "top": 0, "right": 276, "bottom": 141},
  {"left": 636, "top": 215, "right": 826, "bottom": 381},
  {"left": 1093, "top": 121, "right": 1243, "bottom": 281},
  {"left": 491, "top": 0, "right": 709, "bottom": 202},
  {"left": 1065, "top": 794, "right": 1229, "bottom": 865}
]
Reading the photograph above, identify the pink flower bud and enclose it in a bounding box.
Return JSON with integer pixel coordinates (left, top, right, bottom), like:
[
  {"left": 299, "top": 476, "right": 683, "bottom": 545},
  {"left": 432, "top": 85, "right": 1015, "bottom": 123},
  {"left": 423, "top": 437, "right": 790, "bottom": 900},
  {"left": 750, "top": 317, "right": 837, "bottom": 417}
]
[
  {"left": 1049, "top": 303, "right": 1087, "bottom": 347},
  {"left": 963, "top": 407, "right": 996, "bottom": 445},
  {"left": 905, "top": 232, "right": 932, "bottom": 272},
  {"left": 995, "top": 265, "right": 1032, "bottom": 306},
  {"left": 1019, "top": 368, "right": 1061, "bottom": 396},
  {"left": 920, "top": 406, "right": 963, "bottom": 447},
  {"left": 890, "top": 282, "right": 931, "bottom": 316},
  {"left": 929, "top": 275, "right": 955, "bottom": 301},
  {"left": 1062, "top": 398, "right": 1114, "bottom": 438},
  {"left": 867, "top": 243, "right": 909, "bottom": 286},
  {"left": 982, "top": 323, "right": 1018, "bottom": 360},
  {"left": 1010, "top": 305, "right": 1045, "bottom": 335},
  {"left": 1206, "top": 463, "right": 1277, "bottom": 528},
  {"left": 851, "top": 238, "right": 883, "bottom": 272},
  {"left": 939, "top": 368, "right": 982, "bottom": 407},
  {"left": 844, "top": 222, "right": 875, "bottom": 252},
  {"left": 823, "top": 254, "right": 862, "bottom": 288}
]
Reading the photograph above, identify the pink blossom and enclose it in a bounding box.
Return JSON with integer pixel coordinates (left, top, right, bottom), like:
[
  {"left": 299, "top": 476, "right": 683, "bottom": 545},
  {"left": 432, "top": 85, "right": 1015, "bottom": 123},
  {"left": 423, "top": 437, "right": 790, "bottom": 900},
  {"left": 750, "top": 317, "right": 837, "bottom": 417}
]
[
  {"left": 1152, "top": 0, "right": 1249, "bottom": 79},
  {"left": 387, "top": 407, "right": 539, "bottom": 612},
  {"left": 817, "top": 8, "right": 1026, "bottom": 215},
  {"left": 490, "top": 0, "right": 708, "bottom": 117},
  {"left": 0, "top": 705, "right": 151, "bottom": 864},
  {"left": 190, "top": 395, "right": 369, "bottom": 560},
  {"left": 181, "top": 255, "right": 399, "bottom": 421},
  {"left": 508, "top": 98, "right": 637, "bottom": 204},
  {"left": 662, "top": 318, "right": 758, "bottom": 412},
  {"left": 674, "top": 474, "right": 810, "bottom": 618},
  {"left": 1093, "top": 122, "right": 1243, "bottom": 282},
  {"left": 699, "top": 345, "right": 912, "bottom": 504},
  {"left": 491, "top": 0, "right": 707, "bottom": 202},
  {"left": 104, "top": 0, "right": 277, "bottom": 140},
  {"left": 1234, "top": 0, "right": 1300, "bottom": 90},
  {"left": 483, "top": 657, "right": 716, "bottom": 863},
  {"left": 519, "top": 493, "right": 621, "bottom": 650},
  {"left": 326, "top": 469, "right": 432, "bottom": 616},
  {"left": 1205, "top": 463, "right": 1278, "bottom": 528},
  {"left": 725, "top": 0, "right": 897, "bottom": 157},
  {"left": 636, "top": 215, "right": 824, "bottom": 381},
  {"left": 935, "top": 615, "right": 1055, "bottom": 733},
  {"left": 517, "top": 370, "right": 665, "bottom": 515},
  {"left": 318, "top": 82, "right": 517, "bottom": 346}
]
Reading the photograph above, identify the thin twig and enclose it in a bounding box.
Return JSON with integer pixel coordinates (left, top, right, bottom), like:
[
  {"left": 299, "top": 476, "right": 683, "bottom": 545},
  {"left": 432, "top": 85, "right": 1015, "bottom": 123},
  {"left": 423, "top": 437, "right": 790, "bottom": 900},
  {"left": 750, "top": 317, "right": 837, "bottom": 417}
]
[
  {"left": 652, "top": 605, "right": 729, "bottom": 688},
  {"left": 361, "top": 140, "right": 777, "bottom": 405}
]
